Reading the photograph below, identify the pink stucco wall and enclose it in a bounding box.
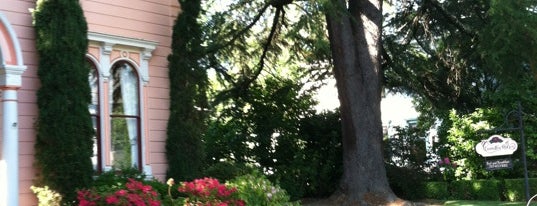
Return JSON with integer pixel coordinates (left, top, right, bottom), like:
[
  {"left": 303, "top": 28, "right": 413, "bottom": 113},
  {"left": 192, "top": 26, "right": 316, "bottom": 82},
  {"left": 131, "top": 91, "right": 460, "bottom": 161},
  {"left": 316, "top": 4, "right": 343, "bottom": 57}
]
[{"left": 0, "top": 0, "right": 177, "bottom": 205}]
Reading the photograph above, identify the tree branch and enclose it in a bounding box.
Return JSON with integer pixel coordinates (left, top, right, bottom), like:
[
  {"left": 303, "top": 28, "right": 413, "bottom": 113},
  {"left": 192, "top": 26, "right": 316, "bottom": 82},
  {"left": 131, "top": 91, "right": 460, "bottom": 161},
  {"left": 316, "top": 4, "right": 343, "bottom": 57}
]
[
  {"left": 236, "top": 7, "right": 283, "bottom": 93},
  {"left": 206, "top": 3, "right": 271, "bottom": 54},
  {"left": 427, "top": 0, "right": 476, "bottom": 38}
]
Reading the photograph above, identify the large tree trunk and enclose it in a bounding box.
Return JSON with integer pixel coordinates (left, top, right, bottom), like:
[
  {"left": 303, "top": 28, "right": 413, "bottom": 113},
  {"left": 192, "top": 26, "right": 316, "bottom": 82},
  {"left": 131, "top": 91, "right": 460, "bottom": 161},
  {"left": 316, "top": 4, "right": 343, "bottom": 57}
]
[{"left": 326, "top": 0, "right": 398, "bottom": 205}]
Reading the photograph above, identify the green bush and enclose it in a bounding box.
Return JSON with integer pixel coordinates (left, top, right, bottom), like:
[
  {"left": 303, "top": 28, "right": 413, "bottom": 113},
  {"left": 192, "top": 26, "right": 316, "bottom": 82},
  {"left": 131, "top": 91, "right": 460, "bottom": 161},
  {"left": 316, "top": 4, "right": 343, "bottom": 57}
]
[
  {"left": 227, "top": 172, "right": 299, "bottom": 206},
  {"left": 386, "top": 165, "right": 427, "bottom": 200},
  {"left": 33, "top": 0, "right": 94, "bottom": 203},
  {"left": 424, "top": 181, "right": 449, "bottom": 200},
  {"left": 471, "top": 179, "right": 502, "bottom": 201},
  {"left": 503, "top": 178, "right": 537, "bottom": 201},
  {"left": 449, "top": 179, "right": 501, "bottom": 200},
  {"left": 166, "top": 0, "right": 208, "bottom": 181},
  {"left": 204, "top": 162, "right": 253, "bottom": 181}
]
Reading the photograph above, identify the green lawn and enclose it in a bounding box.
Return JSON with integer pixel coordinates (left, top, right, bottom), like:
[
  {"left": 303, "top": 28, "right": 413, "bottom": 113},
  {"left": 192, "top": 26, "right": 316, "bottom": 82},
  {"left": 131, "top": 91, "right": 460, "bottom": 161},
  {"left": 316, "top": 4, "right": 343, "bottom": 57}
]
[{"left": 442, "top": 200, "right": 532, "bottom": 206}]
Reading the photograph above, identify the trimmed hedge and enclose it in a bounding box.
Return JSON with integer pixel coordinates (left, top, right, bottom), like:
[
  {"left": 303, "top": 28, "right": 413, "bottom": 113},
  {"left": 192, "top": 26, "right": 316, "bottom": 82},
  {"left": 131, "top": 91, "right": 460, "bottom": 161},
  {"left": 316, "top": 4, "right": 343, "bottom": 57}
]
[
  {"left": 425, "top": 178, "right": 536, "bottom": 201},
  {"left": 166, "top": 0, "right": 208, "bottom": 181},
  {"left": 424, "top": 181, "right": 449, "bottom": 200},
  {"left": 504, "top": 178, "right": 537, "bottom": 201},
  {"left": 449, "top": 179, "right": 501, "bottom": 201},
  {"left": 33, "top": 0, "right": 94, "bottom": 203}
]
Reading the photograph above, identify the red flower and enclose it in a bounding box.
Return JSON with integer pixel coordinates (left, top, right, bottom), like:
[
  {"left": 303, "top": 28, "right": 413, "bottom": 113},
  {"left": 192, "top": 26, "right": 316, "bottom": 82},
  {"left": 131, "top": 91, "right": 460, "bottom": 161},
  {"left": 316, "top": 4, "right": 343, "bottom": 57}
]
[
  {"left": 105, "top": 195, "right": 119, "bottom": 204},
  {"left": 178, "top": 177, "right": 244, "bottom": 206}
]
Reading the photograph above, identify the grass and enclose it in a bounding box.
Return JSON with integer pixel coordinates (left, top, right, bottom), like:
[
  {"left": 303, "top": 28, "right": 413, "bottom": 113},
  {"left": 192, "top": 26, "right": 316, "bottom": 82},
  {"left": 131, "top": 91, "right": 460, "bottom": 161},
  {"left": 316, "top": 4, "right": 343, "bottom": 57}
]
[{"left": 441, "top": 200, "right": 532, "bottom": 206}]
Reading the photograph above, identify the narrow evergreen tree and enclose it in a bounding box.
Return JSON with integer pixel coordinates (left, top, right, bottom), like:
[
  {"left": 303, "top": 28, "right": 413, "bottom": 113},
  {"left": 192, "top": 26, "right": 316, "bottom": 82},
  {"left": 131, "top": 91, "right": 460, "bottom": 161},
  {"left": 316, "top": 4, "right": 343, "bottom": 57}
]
[
  {"left": 33, "top": 0, "right": 94, "bottom": 202},
  {"left": 166, "top": 0, "right": 208, "bottom": 180}
]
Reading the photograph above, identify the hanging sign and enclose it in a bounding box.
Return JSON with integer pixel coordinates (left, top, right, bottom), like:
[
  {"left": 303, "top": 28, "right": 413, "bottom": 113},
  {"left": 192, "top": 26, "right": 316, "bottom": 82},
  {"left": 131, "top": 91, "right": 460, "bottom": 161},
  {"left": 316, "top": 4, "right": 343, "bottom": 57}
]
[
  {"left": 485, "top": 157, "right": 513, "bottom": 171},
  {"left": 475, "top": 135, "right": 518, "bottom": 157}
]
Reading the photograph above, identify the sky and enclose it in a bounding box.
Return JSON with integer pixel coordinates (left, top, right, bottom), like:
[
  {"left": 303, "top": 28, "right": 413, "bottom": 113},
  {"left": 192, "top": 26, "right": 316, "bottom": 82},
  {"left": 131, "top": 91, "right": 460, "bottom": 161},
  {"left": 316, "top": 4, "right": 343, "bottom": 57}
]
[{"left": 314, "top": 79, "right": 419, "bottom": 127}]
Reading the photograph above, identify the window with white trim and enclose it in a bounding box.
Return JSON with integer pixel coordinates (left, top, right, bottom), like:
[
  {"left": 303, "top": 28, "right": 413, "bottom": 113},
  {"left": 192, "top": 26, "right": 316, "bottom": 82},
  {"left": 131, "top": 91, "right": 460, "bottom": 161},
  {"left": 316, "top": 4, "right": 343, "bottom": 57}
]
[{"left": 86, "top": 32, "right": 157, "bottom": 174}]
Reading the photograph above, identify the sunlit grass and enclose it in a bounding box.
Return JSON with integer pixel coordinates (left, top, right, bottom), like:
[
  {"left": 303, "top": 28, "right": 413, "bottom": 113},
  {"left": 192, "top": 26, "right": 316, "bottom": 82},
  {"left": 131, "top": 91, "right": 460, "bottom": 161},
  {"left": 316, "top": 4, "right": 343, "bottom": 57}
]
[{"left": 442, "top": 200, "right": 532, "bottom": 206}]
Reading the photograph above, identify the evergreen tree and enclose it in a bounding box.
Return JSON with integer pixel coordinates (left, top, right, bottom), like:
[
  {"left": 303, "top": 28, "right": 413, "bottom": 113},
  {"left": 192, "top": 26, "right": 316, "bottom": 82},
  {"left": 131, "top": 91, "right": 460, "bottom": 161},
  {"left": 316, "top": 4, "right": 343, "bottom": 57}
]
[
  {"left": 33, "top": 0, "right": 94, "bottom": 202},
  {"left": 166, "top": 0, "right": 208, "bottom": 181}
]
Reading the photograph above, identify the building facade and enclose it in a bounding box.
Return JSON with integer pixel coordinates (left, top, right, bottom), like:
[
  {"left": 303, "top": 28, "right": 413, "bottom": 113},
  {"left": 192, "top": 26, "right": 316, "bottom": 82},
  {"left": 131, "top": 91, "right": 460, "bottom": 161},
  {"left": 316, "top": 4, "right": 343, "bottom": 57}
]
[{"left": 0, "top": 0, "right": 178, "bottom": 205}]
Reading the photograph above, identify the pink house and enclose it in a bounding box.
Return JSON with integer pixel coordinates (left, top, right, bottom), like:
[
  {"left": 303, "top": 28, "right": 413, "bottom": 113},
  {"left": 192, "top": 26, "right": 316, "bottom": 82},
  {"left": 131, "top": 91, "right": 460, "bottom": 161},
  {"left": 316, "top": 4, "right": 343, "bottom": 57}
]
[{"left": 0, "top": 0, "right": 178, "bottom": 205}]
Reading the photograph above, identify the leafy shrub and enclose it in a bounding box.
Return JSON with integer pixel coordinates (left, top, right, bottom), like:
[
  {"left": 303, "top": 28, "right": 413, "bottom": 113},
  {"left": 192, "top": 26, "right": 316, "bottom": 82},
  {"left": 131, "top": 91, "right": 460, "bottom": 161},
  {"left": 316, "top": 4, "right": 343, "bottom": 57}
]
[
  {"left": 204, "top": 81, "right": 340, "bottom": 200},
  {"left": 93, "top": 168, "right": 146, "bottom": 186},
  {"left": 386, "top": 165, "right": 427, "bottom": 200},
  {"left": 227, "top": 172, "right": 299, "bottom": 206},
  {"left": 424, "top": 182, "right": 449, "bottom": 200},
  {"left": 77, "top": 178, "right": 161, "bottom": 206},
  {"left": 203, "top": 162, "right": 253, "bottom": 181},
  {"left": 31, "top": 185, "right": 63, "bottom": 206}
]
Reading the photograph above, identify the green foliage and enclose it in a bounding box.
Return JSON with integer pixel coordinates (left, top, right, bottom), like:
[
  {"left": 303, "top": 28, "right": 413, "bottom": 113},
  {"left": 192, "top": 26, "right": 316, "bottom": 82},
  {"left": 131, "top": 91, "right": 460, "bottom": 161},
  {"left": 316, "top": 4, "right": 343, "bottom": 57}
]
[
  {"left": 503, "top": 178, "right": 537, "bottom": 202},
  {"left": 203, "top": 162, "right": 253, "bottom": 182},
  {"left": 384, "top": 125, "right": 431, "bottom": 169},
  {"left": 444, "top": 109, "right": 493, "bottom": 180},
  {"left": 424, "top": 181, "right": 449, "bottom": 200},
  {"left": 32, "top": 0, "right": 94, "bottom": 202},
  {"left": 449, "top": 179, "right": 501, "bottom": 201},
  {"left": 205, "top": 95, "right": 342, "bottom": 199},
  {"left": 386, "top": 165, "right": 427, "bottom": 200},
  {"left": 166, "top": 0, "right": 208, "bottom": 181},
  {"left": 478, "top": 0, "right": 537, "bottom": 82},
  {"left": 384, "top": 124, "right": 436, "bottom": 200},
  {"left": 384, "top": 1, "right": 537, "bottom": 185},
  {"left": 283, "top": 110, "right": 342, "bottom": 198},
  {"left": 227, "top": 172, "right": 299, "bottom": 206}
]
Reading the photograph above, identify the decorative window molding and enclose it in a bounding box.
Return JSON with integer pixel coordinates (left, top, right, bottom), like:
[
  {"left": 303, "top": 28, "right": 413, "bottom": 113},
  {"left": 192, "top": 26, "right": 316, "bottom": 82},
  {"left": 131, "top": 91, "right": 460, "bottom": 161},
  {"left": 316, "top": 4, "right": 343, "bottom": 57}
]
[
  {"left": 0, "top": 13, "right": 26, "bottom": 88},
  {"left": 88, "top": 32, "right": 158, "bottom": 84}
]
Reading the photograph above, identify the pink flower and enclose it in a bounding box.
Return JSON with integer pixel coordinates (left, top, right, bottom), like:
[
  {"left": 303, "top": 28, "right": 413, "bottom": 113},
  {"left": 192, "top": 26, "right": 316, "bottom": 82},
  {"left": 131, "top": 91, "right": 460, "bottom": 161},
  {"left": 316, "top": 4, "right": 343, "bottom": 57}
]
[
  {"left": 105, "top": 195, "right": 119, "bottom": 204},
  {"left": 116, "top": 189, "right": 127, "bottom": 196},
  {"left": 178, "top": 177, "right": 244, "bottom": 206},
  {"left": 77, "top": 179, "right": 161, "bottom": 206},
  {"left": 443, "top": 157, "right": 451, "bottom": 165}
]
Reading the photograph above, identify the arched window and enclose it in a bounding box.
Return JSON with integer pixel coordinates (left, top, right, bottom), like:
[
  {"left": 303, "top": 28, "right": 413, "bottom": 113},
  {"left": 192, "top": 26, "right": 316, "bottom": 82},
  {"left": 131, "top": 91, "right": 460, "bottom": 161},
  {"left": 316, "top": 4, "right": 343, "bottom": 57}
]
[
  {"left": 87, "top": 32, "right": 157, "bottom": 174},
  {"left": 88, "top": 61, "right": 101, "bottom": 171},
  {"left": 109, "top": 62, "right": 141, "bottom": 169}
]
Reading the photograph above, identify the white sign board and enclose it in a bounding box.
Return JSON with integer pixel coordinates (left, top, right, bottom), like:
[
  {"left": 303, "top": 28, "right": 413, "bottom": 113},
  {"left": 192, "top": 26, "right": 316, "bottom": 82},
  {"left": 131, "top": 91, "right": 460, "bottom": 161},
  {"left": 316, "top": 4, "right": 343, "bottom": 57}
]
[{"left": 475, "top": 135, "right": 518, "bottom": 157}]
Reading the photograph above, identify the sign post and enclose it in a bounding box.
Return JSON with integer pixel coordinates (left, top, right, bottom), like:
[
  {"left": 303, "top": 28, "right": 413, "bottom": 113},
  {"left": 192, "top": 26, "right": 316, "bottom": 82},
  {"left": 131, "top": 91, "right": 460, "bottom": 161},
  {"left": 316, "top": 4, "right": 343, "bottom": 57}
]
[{"left": 475, "top": 102, "right": 529, "bottom": 201}]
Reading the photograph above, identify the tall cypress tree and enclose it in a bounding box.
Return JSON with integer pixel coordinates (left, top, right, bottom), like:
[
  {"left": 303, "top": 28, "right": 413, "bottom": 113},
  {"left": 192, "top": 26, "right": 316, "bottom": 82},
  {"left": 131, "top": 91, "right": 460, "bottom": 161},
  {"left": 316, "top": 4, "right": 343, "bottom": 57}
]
[
  {"left": 166, "top": 0, "right": 208, "bottom": 181},
  {"left": 33, "top": 0, "right": 94, "bottom": 202}
]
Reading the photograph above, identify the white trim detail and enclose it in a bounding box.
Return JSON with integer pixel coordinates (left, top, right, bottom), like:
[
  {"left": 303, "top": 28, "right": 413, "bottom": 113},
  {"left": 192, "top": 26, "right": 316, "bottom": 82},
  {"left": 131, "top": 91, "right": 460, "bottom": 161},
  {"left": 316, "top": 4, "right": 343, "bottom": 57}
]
[
  {"left": 88, "top": 32, "right": 158, "bottom": 84},
  {"left": 0, "top": 12, "right": 26, "bottom": 206},
  {"left": 0, "top": 13, "right": 24, "bottom": 67}
]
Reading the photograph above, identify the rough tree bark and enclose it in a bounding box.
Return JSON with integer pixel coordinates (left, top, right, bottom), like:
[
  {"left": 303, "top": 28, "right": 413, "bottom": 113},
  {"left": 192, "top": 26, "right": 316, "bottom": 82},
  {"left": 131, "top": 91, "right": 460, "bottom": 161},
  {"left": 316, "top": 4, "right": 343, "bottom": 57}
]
[{"left": 326, "top": 0, "right": 399, "bottom": 205}]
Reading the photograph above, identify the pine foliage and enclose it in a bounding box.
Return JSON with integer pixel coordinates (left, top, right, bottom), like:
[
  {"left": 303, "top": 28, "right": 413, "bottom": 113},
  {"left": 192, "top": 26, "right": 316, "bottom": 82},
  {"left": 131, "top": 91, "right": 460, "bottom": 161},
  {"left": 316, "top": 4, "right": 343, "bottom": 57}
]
[
  {"left": 33, "top": 0, "right": 94, "bottom": 202},
  {"left": 166, "top": 0, "right": 208, "bottom": 181}
]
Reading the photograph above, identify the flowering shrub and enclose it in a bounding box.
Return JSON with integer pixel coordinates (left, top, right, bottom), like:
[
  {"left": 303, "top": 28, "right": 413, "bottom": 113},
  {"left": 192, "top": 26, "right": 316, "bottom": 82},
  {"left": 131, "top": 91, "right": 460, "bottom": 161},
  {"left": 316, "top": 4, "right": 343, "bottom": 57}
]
[
  {"left": 77, "top": 178, "right": 161, "bottom": 206},
  {"left": 178, "top": 177, "right": 245, "bottom": 206}
]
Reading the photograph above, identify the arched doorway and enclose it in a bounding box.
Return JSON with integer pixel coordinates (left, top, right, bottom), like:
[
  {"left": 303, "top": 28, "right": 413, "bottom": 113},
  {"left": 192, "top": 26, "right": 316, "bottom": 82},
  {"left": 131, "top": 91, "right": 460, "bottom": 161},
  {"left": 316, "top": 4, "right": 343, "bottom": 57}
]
[{"left": 0, "top": 12, "right": 27, "bottom": 206}]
